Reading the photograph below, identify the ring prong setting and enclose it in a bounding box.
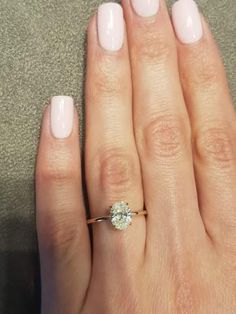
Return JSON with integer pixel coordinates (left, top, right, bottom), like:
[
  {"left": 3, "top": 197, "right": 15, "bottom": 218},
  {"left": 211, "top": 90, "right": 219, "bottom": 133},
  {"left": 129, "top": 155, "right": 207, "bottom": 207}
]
[{"left": 109, "top": 201, "right": 132, "bottom": 230}]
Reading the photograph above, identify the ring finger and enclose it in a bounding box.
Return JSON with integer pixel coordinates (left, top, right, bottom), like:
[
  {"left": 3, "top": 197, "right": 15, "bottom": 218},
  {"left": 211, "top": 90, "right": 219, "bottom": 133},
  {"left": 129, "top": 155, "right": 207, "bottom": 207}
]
[{"left": 85, "top": 3, "right": 145, "bottom": 306}]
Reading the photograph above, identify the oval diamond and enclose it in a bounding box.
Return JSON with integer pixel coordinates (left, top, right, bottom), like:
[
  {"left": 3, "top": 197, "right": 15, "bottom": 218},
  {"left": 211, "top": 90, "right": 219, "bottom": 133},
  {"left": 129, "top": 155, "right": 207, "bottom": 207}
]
[{"left": 110, "top": 201, "right": 132, "bottom": 230}]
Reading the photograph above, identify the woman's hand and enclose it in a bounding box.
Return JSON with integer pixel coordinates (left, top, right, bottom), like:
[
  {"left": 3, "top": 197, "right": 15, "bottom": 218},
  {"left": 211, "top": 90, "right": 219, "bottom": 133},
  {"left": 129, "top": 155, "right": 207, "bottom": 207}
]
[{"left": 35, "top": 0, "right": 236, "bottom": 313}]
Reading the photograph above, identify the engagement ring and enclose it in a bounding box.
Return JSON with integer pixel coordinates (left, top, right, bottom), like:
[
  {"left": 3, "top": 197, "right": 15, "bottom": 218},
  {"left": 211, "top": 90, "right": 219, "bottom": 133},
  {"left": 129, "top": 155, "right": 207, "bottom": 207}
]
[{"left": 87, "top": 201, "right": 147, "bottom": 230}]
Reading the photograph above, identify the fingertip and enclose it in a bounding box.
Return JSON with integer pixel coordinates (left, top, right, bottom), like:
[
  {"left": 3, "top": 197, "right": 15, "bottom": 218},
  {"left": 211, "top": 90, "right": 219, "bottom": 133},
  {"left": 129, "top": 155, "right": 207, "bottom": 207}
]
[
  {"left": 87, "top": 14, "right": 98, "bottom": 49},
  {"left": 87, "top": 14, "right": 97, "bottom": 37},
  {"left": 200, "top": 13, "right": 216, "bottom": 44},
  {"left": 39, "top": 101, "right": 50, "bottom": 138}
]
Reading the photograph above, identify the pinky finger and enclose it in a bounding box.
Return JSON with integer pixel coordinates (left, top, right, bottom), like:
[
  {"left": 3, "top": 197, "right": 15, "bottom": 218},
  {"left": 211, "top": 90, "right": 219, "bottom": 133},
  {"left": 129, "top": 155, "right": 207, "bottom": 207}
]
[
  {"left": 172, "top": 1, "right": 236, "bottom": 248},
  {"left": 36, "top": 96, "right": 91, "bottom": 313}
]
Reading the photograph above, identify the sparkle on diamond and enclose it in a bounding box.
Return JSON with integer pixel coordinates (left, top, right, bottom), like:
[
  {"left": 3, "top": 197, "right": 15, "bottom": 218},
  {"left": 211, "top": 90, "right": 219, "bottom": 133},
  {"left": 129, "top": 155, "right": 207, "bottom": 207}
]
[{"left": 110, "top": 201, "right": 132, "bottom": 230}]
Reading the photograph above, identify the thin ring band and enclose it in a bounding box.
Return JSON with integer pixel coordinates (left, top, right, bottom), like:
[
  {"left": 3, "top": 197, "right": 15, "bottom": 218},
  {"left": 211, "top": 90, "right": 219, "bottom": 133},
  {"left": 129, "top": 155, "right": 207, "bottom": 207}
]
[{"left": 87, "top": 210, "right": 147, "bottom": 224}]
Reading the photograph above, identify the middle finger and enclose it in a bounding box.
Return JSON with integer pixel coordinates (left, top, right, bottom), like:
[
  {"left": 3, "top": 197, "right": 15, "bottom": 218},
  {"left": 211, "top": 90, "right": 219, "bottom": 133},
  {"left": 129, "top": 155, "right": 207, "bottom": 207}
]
[{"left": 122, "top": 0, "right": 206, "bottom": 258}]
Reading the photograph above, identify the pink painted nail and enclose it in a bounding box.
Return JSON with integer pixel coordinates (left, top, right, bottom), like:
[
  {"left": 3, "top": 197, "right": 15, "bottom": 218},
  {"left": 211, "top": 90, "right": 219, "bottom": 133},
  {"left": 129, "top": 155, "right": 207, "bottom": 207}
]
[
  {"left": 50, "top": 96, "right": 74, "bottom": 139},
  {"left": 97, "top": 3, "right": 124, "bottom": 51},
  {"left": 172, "top": 0, "right": 203, "bottom": 44},
  {"left": 131, "top": 0, "right": 160, "bottom": 17}
]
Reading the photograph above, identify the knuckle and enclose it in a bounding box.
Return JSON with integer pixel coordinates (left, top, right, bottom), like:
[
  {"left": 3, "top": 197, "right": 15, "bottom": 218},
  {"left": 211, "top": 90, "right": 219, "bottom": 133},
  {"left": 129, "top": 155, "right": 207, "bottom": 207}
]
[
  {"left": 39, "top": 213, "right": 82, "bottom": 253},
  {"left": 143, "top": 115, "right": 188, "bottom": 159},
  {"left": 195, "top": 125, "right": 236, "bottom": 167},
  {"left": 174, "top": 277, "right": 195, "bottom": 313},
  {"left": 119, "top": 291, "right": 140, "bottom": 314},
  {"left": 133, "top": 26, "right": 174, "bottom": 63},
  {"left": 93, "top": 54, "right": 126, "bottom": 96},
  {"left": 100, "top": 149, "right": 136, "bottom": 194},
  {"left": 169, "top": 253, "right": 196, "bottom": 312},
  {"left": 37, "top": 151, "right": 79, "bottom": 184},
  {"left": 183, "top": 46, "right": 219, "bottom": 88}
]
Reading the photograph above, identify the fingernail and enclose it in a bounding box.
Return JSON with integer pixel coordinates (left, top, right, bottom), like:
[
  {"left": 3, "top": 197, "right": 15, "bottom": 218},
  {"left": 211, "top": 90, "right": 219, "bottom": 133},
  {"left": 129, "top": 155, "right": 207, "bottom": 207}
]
[
  {"left": 172, "top": 0, "right": 203, "bottom": 44},
  {"left": 131, "top": 0, "right": 160, "bottom": 17},
  {"left": 50, "top": 96, "right": 74, "bottom": 139},
  {"left": 97, "top": 3, "right": 124, "bottom": 51}
]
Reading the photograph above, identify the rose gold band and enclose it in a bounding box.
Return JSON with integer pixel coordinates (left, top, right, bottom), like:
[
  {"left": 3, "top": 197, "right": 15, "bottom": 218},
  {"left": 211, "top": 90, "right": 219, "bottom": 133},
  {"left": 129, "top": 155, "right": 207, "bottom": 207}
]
[{"left": 87, "top": 210, "right": 147, "bottom": 225}]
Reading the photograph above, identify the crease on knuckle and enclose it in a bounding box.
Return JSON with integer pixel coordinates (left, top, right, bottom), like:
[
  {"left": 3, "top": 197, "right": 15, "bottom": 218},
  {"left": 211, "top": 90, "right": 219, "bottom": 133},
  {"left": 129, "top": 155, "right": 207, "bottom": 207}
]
[
  {"left": 100, "top": 150, "right": 135, "bottom": 194},
  {"left": 143, "top": 115, "right": 187, "bottom": 159},
  {"left": 37, "top": 151, "right": 78, "bottom": 183},
  {"left": 93, "top": 54, "right": 125, "bottom": 96},
  {"left": 175, "top": 278, "right": 195, "bottom": 313},
  {"left": 183, "top": 45, "right": 219, "bottom": 88},
  {"left": 170, "top": 254, "right": 196, "bottom": 313},
  {"left": 195, "top": 125, "right": 236, "bottom": 168},
  {"left": 133, "top": 27, "right": 174, "bottom": 63},
  {"left": 40, "top": 212, "right": 82, "bottom": 253}
]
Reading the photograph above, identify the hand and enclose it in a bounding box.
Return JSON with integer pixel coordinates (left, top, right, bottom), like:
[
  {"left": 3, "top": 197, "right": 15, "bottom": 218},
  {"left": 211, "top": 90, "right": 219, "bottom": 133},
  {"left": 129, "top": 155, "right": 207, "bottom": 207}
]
[{"left": 35, "top": 0, "right": 236, "bottom": 313}]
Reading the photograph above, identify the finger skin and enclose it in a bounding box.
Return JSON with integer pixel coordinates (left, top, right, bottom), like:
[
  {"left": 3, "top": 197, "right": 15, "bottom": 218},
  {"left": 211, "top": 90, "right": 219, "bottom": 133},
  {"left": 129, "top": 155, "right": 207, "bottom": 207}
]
[
  {"left": 83, "top": 13, "right": 146, "bottom": 312},
  {"left": 174, "top": 12, "right": 236, "bottom": 249},
  {"left": 122, "top": 0, "right": 206, "bottom": 261},
  {"left": 36, "top": 103, "right": 90, "bottom": 314}
]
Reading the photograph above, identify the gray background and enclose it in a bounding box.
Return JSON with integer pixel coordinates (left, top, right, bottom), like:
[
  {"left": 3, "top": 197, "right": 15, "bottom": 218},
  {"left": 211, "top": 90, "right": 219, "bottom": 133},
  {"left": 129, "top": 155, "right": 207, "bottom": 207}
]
[{"left": 0, "top": 0, "right": 235, "bottom": 312}]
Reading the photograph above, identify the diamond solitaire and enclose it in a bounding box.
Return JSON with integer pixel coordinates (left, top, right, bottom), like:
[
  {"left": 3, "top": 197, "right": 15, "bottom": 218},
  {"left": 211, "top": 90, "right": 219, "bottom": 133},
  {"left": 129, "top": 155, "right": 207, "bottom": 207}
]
[
  {"left": 110, "top": 201, "right": 132, "bottom": 230},
  {"left": 87, "top": 201, "right": 147, "bottom": 230}
]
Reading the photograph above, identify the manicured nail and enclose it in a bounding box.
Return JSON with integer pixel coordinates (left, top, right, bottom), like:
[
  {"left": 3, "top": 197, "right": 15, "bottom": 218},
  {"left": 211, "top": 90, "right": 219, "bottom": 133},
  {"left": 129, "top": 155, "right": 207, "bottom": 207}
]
[
  {"left": 97, "top": 3, "right": 124, "bottom": 51},
  {"left": 131, "top": 0, "right": 160, "bottom": 17},
  {"left": 172, "top": 0, "right": 203, "bottom": 44},
  {"left": 50, "top": 96, "right": 74, "bottom": 139}
]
